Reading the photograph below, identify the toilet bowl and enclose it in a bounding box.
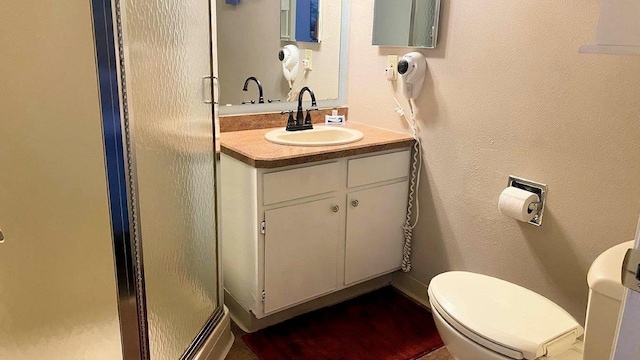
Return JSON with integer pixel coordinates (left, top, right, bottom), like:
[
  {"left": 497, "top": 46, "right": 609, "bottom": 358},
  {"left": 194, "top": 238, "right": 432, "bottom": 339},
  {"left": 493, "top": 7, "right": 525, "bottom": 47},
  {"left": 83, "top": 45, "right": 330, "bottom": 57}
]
[{"left": 427, "top": 241, "right": 633, "bottom": 360}]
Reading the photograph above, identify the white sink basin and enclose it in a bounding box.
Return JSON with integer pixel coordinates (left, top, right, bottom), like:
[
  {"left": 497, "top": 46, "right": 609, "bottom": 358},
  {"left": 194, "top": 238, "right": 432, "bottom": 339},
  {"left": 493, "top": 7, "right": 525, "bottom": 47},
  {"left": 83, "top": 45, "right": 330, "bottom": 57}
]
[{"left": 264, "top": 126, "right": 364, "bottom": 146}]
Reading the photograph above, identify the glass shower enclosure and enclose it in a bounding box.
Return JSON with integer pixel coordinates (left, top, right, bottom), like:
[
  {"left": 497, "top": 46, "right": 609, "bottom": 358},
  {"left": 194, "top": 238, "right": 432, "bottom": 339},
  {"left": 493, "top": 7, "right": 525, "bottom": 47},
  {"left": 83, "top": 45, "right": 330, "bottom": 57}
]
[
  {"left": 115, "top": 0, "right": 222, "bottom": 357},
  {"left": 0, "top": 0, "right": 224, "bottom": 358}
]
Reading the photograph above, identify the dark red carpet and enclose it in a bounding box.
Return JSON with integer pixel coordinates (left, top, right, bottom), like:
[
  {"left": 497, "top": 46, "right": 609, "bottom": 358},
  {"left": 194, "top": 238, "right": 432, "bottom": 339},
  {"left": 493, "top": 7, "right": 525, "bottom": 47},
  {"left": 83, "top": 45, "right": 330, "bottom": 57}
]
[{"left": 242, "top": 287, "right": 444, "bottom": 360}]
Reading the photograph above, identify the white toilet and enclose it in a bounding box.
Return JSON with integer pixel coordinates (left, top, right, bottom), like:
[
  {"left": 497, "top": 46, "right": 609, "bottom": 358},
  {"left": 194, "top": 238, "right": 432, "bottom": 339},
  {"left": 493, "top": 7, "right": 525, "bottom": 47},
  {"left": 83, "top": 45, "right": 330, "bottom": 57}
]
[{"left": 428, "top": 241, "right": 633, "bottom": 360}]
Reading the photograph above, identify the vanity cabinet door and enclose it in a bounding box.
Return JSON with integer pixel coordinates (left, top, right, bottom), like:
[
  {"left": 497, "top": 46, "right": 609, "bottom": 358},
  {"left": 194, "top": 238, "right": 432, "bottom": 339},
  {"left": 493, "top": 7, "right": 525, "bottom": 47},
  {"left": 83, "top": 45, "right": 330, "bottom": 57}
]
[
  {"left": 345, "top": 181, "right": 409, "bottom": 285},
  {"left": 263, "top": 197, "right": 341, "bottom": 314}
]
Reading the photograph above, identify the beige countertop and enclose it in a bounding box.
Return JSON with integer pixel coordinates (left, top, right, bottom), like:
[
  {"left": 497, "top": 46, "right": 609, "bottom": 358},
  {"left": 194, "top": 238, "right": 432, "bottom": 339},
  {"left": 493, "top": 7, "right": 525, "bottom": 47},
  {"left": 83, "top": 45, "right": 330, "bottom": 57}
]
[{"left": 220, "top": 122, "right": 415, "bottom": 169}]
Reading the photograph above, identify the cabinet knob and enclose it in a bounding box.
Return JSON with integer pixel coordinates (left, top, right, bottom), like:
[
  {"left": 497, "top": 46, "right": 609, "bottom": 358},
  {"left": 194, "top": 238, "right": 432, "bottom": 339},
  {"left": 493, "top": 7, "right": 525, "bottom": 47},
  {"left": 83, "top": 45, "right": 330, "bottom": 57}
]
[
  {"left": 0, "top": 228, "right": 4, "bottom": 243},
  {"left": 332, "top": 205, "right": 340, "bottom": 213},
  {"left": 351, "top": 200, "right": 359, "bottom": 207}
]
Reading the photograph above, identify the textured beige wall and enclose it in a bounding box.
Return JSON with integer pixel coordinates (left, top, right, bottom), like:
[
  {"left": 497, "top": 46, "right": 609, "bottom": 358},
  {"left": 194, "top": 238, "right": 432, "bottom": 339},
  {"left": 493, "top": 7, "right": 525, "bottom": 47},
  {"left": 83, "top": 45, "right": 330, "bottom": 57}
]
[
  {"left": 0, "top": 1, "right": 122, "bottom": 358},
  {"left": 348, "top": 1, "right": 640, "bottom": 323},
  {"left": 216, "top": 0, "right": 341, "bottom": 105}
]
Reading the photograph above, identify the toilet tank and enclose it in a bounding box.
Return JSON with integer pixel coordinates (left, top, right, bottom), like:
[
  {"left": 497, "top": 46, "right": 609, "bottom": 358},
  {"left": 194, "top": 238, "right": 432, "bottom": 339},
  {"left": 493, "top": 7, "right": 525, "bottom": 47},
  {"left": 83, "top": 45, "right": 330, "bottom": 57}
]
[{"left": 583, "top": 240, "right": 634, "bottom": 360}]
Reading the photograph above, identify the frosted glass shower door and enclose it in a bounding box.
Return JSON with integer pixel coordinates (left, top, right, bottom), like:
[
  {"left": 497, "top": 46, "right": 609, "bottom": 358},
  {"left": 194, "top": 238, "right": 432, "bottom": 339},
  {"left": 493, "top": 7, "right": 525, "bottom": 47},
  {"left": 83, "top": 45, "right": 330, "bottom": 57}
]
[{"left": 119, "top": 0, "right": 220, "bottom": 359}]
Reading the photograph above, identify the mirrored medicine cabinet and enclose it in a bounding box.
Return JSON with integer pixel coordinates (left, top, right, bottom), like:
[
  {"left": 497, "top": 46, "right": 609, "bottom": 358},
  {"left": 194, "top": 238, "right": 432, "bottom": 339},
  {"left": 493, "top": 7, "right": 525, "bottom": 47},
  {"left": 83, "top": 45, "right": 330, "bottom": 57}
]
[{"left": 372, "top": 0, "right": 441, "bottom": 49}]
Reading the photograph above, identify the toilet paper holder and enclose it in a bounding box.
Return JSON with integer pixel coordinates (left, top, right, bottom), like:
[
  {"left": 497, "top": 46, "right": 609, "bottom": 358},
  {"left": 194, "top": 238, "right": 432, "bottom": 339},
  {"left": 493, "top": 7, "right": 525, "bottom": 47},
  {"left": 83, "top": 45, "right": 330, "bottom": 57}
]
[{"left": 508, "top": 175, "right": 547, "bottom": 227}]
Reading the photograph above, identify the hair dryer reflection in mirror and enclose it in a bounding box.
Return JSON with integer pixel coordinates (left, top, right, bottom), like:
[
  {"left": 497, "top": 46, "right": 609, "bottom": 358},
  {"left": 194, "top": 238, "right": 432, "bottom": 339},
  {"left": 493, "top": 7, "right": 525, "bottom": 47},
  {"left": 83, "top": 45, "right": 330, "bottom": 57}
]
[{"left": 279, "top": 44, "right": 301, "bottom": 101}]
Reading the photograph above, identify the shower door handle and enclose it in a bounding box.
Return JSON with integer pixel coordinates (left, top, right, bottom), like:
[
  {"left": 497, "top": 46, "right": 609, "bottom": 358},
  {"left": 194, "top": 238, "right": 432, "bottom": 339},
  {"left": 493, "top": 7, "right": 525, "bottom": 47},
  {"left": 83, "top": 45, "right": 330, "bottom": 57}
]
[
  {"left": 202, "top": 75, "right": 213, "bottom": 104},
  {"left": 213, "top": 76, "right": 220, "bottom": 105}
]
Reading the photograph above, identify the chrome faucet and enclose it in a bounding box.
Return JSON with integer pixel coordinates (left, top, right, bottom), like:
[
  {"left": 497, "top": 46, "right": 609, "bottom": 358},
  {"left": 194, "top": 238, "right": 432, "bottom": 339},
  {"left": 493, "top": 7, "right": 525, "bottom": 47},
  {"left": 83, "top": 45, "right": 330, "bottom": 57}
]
[{"left": 242, "top": 76, "right": 264, "bottom": 104}]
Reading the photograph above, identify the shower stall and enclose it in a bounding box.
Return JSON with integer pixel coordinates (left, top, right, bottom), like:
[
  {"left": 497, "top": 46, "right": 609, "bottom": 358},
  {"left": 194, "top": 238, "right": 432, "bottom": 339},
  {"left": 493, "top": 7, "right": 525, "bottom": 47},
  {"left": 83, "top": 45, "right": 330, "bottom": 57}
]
[{"left": 0, "top": 0, "right": 229, "bottom": 359}]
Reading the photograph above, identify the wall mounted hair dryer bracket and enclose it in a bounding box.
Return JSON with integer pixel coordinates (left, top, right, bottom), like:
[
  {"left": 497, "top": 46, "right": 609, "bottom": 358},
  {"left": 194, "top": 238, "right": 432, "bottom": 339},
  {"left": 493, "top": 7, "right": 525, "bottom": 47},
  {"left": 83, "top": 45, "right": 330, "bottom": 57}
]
[{"left": 508, "top": 175, "right": 547, "bottom": 227}]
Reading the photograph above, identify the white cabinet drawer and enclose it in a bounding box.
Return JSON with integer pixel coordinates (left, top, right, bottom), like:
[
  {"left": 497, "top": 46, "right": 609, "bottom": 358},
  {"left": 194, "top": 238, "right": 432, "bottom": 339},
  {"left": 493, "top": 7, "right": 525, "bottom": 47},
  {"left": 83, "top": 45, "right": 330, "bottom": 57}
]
[
  {"left": 263, "top": 162, "right": 340, "bottom": 205},
  {"left": 347, "top": 150, "right": 410, "bottom": 188}
]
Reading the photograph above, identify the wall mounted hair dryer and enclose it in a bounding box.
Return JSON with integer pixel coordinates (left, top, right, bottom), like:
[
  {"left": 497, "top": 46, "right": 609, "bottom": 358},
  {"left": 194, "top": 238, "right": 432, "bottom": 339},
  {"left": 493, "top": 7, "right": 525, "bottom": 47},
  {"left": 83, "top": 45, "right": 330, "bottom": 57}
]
[
  {"left": 398, "top": 52, "right": 427, "bottom": 100},
  {"left": 279, "top": 45, "right": 300, "bottom": 84}
]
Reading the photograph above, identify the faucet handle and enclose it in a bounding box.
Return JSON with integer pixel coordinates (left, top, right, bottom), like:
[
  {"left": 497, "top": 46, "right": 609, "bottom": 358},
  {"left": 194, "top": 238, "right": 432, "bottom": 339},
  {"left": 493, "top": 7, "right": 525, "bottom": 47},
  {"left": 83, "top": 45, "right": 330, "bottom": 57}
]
[
  {"left": 304, "top": 107, "right": 319, "bottom": 127},
  {"left": 269, "top": 99, "right": 282, "bottom": 103},
  {"left": 282, "top": 110, "right": 296, "bottom": 130},
  {"left": 241, "top": 100, "right": 255, "bottom": 105}
]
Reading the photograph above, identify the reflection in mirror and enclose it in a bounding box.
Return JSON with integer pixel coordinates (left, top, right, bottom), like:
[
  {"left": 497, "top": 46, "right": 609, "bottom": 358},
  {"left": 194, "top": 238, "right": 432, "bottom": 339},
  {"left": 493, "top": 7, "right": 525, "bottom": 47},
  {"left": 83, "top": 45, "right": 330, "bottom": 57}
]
[
  {"left": 281, "top": 0, "right": 321, "bottom": 43},
  {"left": 372, "top": 0, "right": 441, "bottom": 48},
  {"left": 216, "top": 0, "right": 343, "bottom": 114}
]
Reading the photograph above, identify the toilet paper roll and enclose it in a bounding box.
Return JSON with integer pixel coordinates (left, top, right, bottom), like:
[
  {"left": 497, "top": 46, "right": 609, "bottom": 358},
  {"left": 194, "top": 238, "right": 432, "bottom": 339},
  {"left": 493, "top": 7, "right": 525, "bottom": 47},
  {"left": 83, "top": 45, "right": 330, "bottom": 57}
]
[{"left": 498, "top": 187, "right": 540, "bottom": 222}]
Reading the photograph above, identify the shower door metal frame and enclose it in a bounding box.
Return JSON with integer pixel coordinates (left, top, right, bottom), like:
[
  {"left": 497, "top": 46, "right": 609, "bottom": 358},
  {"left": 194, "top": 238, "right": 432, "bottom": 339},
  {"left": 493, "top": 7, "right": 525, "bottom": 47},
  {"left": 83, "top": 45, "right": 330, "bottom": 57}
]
[{"left": 90, "top": 0, "right": 224, "bottom": 359}]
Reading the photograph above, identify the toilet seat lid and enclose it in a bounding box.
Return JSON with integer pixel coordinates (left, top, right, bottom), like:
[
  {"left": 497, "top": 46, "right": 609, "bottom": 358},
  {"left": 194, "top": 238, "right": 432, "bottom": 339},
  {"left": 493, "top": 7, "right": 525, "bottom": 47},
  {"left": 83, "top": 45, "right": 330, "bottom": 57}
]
[{"left": 429, "top": 271, "right": 583, "bottom": 360}]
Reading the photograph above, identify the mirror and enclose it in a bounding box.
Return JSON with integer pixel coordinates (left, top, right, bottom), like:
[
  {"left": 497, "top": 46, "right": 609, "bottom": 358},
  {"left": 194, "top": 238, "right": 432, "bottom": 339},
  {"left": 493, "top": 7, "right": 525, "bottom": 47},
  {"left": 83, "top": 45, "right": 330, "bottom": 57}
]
[
  {"left": 216, "top": 0, "right": 345, "bottom": 115},
  {"left": 281, "top": 0, "right": 321, "bottom": 43},
  {"left": 372, "top": 0, "right": 441, "bottom": 48}
]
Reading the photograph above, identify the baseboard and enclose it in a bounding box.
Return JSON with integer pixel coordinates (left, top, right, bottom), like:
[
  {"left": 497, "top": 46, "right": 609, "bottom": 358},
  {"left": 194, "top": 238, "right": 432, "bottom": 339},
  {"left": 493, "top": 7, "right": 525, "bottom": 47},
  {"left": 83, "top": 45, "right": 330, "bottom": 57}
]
[
  {"left": 391, "top": 271, "right": 431, "bottom": 310},
  {"left": 226, "top": 274, "right": 393, "bottom": 333},
  {"left": 193, "top": 306, "right": 234, "bottom": 360}
]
